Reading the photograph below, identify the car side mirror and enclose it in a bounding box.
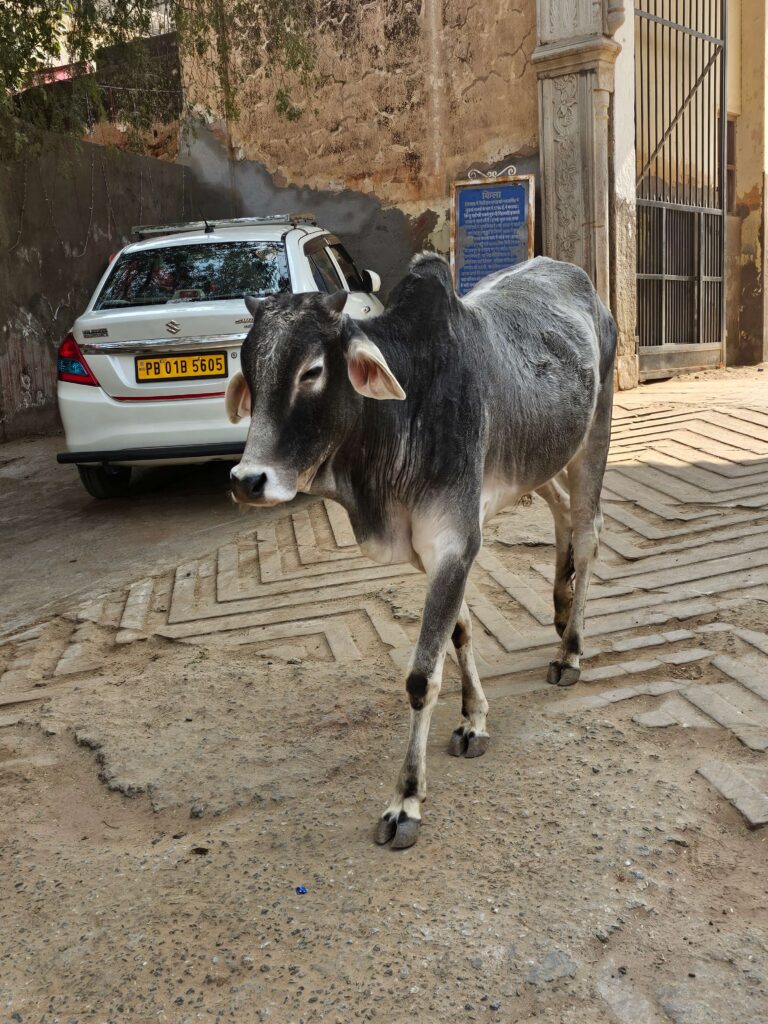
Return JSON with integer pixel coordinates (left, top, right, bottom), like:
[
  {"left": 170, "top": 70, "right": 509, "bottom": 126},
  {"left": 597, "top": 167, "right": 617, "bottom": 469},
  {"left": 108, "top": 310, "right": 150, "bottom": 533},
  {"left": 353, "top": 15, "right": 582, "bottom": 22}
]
[{"left": 361, "top": 269, "right": 381, "bottom": 294}]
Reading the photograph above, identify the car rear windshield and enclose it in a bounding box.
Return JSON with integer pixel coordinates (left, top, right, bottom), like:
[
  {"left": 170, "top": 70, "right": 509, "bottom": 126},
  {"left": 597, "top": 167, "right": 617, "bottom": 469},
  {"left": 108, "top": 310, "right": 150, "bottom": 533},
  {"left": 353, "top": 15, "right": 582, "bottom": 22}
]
[{"left": 94, "top": 241, "right": 291, "bottom": 309}]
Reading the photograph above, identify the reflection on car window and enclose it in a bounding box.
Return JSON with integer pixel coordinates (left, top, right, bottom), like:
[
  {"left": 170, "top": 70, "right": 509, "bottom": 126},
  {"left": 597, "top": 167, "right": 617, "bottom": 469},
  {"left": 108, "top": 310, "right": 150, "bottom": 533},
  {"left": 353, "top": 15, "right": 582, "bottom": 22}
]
[
  {"left": 330, "top": 244, "right": 365, "bottom": 291},
  {"left": 308, "top": 247, "right": 344, "bottom": 293},
  {"left": 94, "top": 241, "right": 291, "bottom": 309}
]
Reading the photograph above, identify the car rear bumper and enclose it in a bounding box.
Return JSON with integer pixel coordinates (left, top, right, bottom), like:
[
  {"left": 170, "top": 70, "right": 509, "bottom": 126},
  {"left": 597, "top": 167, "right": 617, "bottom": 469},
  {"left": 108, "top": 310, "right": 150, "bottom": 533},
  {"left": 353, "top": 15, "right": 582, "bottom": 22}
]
[
  {"left": 57, "top": 380, "right": 248, "bottom": 465},
  {"left": 57, "top": 441, "right": 245, "bottom": 465}
]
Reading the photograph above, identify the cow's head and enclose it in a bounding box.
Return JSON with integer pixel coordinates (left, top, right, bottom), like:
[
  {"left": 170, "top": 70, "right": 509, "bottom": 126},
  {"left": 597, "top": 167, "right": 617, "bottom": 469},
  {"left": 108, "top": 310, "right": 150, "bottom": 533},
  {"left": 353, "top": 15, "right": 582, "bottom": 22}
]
[{"left": 227, "top": 291, "right": 406, "bottom": 506}]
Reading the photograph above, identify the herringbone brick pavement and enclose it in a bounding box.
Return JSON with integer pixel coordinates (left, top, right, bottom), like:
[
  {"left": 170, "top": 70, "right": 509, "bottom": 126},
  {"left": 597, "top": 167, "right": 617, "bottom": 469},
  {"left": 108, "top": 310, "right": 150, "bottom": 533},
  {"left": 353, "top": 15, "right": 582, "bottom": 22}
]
[{"left": 2, "top": 380, "right": 768, "bottom": 823}]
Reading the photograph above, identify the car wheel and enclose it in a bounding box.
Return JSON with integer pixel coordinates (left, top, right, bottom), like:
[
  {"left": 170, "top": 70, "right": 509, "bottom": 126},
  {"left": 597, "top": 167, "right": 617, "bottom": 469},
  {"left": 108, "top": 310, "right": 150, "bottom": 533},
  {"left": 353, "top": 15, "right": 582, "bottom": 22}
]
[{"left": 77, "top": 464, "right": 132, "bottom": 499}]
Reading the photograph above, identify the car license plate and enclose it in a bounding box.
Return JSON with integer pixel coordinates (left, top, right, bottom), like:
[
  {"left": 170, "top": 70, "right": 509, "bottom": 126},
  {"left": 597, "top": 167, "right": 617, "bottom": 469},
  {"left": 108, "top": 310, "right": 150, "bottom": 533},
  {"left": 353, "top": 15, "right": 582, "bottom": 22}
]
[{"left": 135, "top": 351, "right": 227, "bottom": 383}]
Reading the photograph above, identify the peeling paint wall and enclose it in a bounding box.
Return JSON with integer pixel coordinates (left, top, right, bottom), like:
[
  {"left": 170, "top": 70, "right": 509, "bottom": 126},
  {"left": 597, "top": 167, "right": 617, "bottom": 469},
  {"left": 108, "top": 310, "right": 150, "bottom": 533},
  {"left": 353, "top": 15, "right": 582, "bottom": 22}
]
[
  {"left": 184, "top": 127, "right": 539, "bottom": 297},
  {"left": 611, "top": 9, "right": 639, "bottom": 390},
  {"left": 0, "top": 134, "right": 222, "bottom": 441},
  {"left": 729, "top": 0, "right": 768, "bottom": 365},
  {"left": 181, "top": 0, "right": 539, "bottom": 286},
  {"left": 184, "top": 0, "right": 537, "bottom": 203}
]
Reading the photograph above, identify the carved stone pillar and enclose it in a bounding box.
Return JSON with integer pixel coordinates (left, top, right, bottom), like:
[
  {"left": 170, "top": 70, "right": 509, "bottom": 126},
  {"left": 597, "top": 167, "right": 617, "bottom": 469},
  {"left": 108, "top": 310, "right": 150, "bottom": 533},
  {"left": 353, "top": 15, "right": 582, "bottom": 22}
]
[{"left": 534, "top": 0, "right": 639, "bottom": 388}]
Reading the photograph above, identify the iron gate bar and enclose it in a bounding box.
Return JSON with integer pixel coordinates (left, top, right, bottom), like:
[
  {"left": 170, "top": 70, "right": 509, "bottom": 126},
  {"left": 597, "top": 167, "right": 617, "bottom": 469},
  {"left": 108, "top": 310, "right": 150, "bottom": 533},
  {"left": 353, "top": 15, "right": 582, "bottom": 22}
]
[
  {"left": 636, "top": 9, "right": 723, "bottom": 45},
  {"left": 636, "top": 44, "right": 722, "bottom": 188},
  {"left": 638, "top": 200, "right": 724, "bottom": 214},
  {"left": 635, "top": 0, "right": 727, "bottom": 372},
  {"left": 639, "top": 275, "right": 718, "bottom": 281},
  {"left": 661, "top": 204, "right": 665, "bottom": 346},
  {"left": 696, "top": 208, "right": 701, "bottom": 343},
  {"left": 719, "top": 0, "right": 728, "bottom": 354}
]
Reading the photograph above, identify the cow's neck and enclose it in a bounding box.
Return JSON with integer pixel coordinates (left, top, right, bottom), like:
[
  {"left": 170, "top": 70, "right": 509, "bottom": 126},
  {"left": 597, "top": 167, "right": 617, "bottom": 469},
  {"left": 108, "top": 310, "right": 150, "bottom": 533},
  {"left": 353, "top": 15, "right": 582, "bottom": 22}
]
[{"left": 305, "top": 396, "right": 401, "bottom": 537}]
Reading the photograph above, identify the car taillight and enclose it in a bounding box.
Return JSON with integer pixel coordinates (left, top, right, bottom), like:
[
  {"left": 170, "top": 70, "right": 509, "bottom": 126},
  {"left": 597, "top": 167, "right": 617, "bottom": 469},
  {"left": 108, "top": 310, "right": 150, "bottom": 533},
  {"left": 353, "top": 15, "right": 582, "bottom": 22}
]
[{"left": 57, "top": 333, "right": 99, "bottom": 386}]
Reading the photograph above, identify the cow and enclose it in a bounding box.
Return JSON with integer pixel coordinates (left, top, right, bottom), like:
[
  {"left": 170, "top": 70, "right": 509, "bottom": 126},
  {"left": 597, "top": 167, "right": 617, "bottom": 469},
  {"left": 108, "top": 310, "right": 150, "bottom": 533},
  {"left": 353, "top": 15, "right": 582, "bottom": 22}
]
[{"left": 225, "top": 253, "right": 616, "bottom": 849}]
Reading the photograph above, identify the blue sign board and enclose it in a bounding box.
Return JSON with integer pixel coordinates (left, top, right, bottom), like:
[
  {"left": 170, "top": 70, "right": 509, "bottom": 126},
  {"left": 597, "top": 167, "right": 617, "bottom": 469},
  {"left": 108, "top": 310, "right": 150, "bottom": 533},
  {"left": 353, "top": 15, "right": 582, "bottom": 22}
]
[{"left": 451, "top": 175, "right": 534, "bottom": 297}]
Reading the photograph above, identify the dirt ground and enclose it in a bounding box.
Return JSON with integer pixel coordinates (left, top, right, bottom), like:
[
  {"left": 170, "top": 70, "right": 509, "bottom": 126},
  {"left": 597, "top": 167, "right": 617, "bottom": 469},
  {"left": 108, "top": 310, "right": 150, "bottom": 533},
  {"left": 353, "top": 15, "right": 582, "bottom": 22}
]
[
  {"left": 3, "top": 634, "right": 767, "bottom": 1024},
  {"left": 1, "top": 370, "right": 768, "bottom": 1023}
]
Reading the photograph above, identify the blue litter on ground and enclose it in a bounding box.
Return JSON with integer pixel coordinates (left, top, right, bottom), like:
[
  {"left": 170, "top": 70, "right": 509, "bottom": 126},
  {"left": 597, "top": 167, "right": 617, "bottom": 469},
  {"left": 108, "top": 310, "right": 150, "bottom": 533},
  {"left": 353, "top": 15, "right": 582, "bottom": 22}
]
[{"left": 295, "top": 885, "right": 308, "bottom": 895}]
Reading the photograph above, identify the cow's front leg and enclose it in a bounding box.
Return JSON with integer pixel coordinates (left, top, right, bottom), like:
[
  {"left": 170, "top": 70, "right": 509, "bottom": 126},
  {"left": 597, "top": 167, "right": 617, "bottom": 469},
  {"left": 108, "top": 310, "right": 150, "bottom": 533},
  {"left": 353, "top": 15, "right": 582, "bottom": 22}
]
[
  {"left": 375, "top": 533, "right": 479, "bottom": 849},
  {"left": 448, "top": 600, "right": 490, "bottom": 758}
]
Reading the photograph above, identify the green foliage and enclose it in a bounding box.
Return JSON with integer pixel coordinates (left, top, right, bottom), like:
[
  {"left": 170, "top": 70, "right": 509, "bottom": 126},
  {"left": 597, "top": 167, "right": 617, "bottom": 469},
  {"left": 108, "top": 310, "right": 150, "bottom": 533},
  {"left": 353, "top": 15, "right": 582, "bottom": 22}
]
[
  {"left": 0, "top": 2, "right": 68, "bottom": 92},
  {"left": 258, "top": 0, "right": 317, "bottom": 122},
  {"left": 0, "top": 0, "right": 170, "bottom": 157},
  {"left": 274, "top": 87, "right": 303, "bottom": 122},
  {"left": 0, "top": 0, "right": 320, "bottom": 158},
  {"left": 178, "top": 0, "right": 318, "bottom": 123}
]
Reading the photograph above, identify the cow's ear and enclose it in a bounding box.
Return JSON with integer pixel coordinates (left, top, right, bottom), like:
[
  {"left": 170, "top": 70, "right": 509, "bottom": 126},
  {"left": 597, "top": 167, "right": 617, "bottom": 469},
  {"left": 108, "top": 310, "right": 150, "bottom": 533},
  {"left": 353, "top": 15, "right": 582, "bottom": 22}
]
[
  {"left": 346, "top": 334, "right": 406, "bottom": 401},
  {"left": 244, "top": 295, "right": 261, "bottom": 317},
  {"left": 322, "top": 291, "right": 348, "bottom": 318},
  {"left": 225, "top": 370, "right": 252, "bottom": 423}
]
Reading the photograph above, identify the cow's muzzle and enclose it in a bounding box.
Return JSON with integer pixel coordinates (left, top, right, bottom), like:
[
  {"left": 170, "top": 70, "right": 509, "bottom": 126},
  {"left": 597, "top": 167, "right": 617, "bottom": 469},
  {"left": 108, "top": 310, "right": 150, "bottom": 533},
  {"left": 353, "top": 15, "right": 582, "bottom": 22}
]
[
  {"left": 229, "top": 462, "right": 297, "bottom": 507},
  {"left": 231, "top": 469, "right": 268, "bottom": 503}
]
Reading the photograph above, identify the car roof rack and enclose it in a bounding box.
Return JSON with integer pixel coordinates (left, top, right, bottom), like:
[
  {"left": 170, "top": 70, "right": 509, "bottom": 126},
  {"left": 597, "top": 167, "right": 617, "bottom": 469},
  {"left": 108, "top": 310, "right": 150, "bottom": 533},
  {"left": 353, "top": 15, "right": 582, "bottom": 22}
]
[{"left": 131, "top": 213, "right": 318, "bottom": 240}]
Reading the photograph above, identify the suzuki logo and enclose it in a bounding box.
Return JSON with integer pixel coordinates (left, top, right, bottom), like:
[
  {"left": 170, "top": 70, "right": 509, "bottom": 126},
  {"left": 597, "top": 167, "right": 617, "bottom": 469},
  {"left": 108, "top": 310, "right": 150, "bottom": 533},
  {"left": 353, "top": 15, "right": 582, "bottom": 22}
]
[{"left": 165, "top": 320, "right": 181, "bottom": 335}]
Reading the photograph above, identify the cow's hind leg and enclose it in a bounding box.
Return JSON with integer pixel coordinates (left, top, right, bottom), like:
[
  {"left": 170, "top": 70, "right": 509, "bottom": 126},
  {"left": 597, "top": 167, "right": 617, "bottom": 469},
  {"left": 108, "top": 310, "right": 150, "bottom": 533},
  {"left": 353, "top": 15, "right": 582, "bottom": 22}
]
[
  {"left": 447, "top": 600, "right": 490, "bottom": 759},
  {"left": 375, "top": 523, "right": 480, "bottom": 849},
  {"left": 535, "top": 474, "right": 573, "bottom": 638},
  {"left": 548, "top": 386, "right": 612, "bottom": 687}
]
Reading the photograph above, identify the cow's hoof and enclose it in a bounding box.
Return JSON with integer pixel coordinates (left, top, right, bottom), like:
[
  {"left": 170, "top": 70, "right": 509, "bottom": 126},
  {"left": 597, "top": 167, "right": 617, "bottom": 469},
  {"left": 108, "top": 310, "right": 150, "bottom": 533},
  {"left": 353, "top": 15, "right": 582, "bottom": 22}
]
[
  {"left": 374, "top": 813, "right": 397, "bottom": 845},
  {"left": 465, "top": 732, "right": 490, "bottom": 758},
  {"left": 448, "top": 727, "right": 490, "bottom": 758},
  {"left": 557, "top": 665, "right": 581, "bottom": 687},
  {"left": 391, "top": 815, "right": 420, "bottom": 849},
  {"left": 448, "top": 727, "right": 468, "bottom": 757},
  {"left": 547, "top": 660, "right": 562, "bottom": 685}
]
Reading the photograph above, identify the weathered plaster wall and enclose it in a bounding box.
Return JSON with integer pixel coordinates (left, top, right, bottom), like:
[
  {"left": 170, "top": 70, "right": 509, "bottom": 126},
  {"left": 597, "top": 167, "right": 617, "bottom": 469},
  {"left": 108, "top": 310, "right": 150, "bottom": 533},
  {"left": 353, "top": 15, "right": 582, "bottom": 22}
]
[
  {"left": 181, "top": 0, "right": 539, "bottom": 289},
  {"left": 730, "top": 0, "right": 767, "bottom": 365},
  {"left": 184, "top": 127, "right": 540, "bottom": 297},
  {"left": 610, "top": 6, "right": 639, "bottom": 389},
  {"left": 727, "top": 0, "right": 742, "bottom": 117},
  {"left": 184, "top": 0, "right": 537, "bottom": 204},
  {"left": 0, "top": 134, "right": 221, "bottom": 441},
  {"left": 725, "top": 0, "right": 743, "bottom": 363}
]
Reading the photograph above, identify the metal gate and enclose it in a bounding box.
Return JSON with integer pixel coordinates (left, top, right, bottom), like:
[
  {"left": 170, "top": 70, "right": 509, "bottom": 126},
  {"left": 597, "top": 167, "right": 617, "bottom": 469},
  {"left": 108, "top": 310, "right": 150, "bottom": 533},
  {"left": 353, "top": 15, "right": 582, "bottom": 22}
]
[{"left": 635, "top": 0, "right": 727, "bottom": 379}]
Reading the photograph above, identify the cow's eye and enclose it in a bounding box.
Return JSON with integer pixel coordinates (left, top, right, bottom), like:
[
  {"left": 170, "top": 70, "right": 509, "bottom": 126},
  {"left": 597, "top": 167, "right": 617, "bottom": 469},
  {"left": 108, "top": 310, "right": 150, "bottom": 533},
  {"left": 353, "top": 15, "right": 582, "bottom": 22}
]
[{"left": 300, "top": 365, "right": 323, "bottom": 383}]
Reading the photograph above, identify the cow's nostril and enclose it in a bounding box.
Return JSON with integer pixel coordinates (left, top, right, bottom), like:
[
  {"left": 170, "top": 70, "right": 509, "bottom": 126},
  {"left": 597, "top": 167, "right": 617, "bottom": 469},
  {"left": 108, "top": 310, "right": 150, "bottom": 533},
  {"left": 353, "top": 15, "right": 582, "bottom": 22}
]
[
  {"left": 231, "top": 468, "right": 270, "bottom": 502},
  {"left": 247, "top": 472, "right": 268, "bottom": 498}
]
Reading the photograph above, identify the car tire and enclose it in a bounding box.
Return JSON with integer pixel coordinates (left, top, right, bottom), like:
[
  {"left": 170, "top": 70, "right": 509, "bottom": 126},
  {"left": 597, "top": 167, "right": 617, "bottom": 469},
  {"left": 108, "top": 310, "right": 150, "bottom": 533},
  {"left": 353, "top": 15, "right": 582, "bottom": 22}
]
[{"left": 77, "top": 464, "right": 132, "bottom": 499}]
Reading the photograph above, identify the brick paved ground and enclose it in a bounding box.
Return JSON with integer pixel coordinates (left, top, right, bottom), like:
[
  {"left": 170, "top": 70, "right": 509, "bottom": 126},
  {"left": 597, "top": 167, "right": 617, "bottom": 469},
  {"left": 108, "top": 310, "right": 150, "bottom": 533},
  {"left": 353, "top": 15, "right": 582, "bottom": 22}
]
[
  {"left": 1, "top": 369, "right": 768, "bottom": 1023},
  {"left": 3, "top": 372, "right": 768, "bottom": 825}
]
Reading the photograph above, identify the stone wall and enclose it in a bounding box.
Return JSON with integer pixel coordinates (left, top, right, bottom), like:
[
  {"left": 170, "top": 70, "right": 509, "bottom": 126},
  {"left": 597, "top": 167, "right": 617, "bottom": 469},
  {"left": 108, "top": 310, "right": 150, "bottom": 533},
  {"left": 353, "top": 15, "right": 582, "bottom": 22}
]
[
  {"left": 181, "top": 0, "right": 539, "bottom": 284},
  {"left": 0, "top": 133, "right": 222, "bottom": 441},
  {"left": 183, "top": 127, "right": 541, "bottom": 299},
  {"left": 729, "top": 0, "right": 768, "bottom": 366}
]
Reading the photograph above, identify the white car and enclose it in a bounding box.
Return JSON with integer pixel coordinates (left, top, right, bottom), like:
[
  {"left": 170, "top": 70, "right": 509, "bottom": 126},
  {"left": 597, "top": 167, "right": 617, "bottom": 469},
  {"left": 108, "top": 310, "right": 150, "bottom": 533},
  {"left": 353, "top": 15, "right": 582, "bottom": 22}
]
[{"left": 56, "top": 214, "right": 384, "bottom": 498}]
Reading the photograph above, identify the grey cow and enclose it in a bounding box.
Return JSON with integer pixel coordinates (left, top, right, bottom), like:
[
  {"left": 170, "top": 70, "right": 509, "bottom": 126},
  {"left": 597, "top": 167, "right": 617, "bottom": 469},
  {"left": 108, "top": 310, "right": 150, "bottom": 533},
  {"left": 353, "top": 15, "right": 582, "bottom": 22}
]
[{"left": 226, "top": 254, "right": 616, "bottom": 849}]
